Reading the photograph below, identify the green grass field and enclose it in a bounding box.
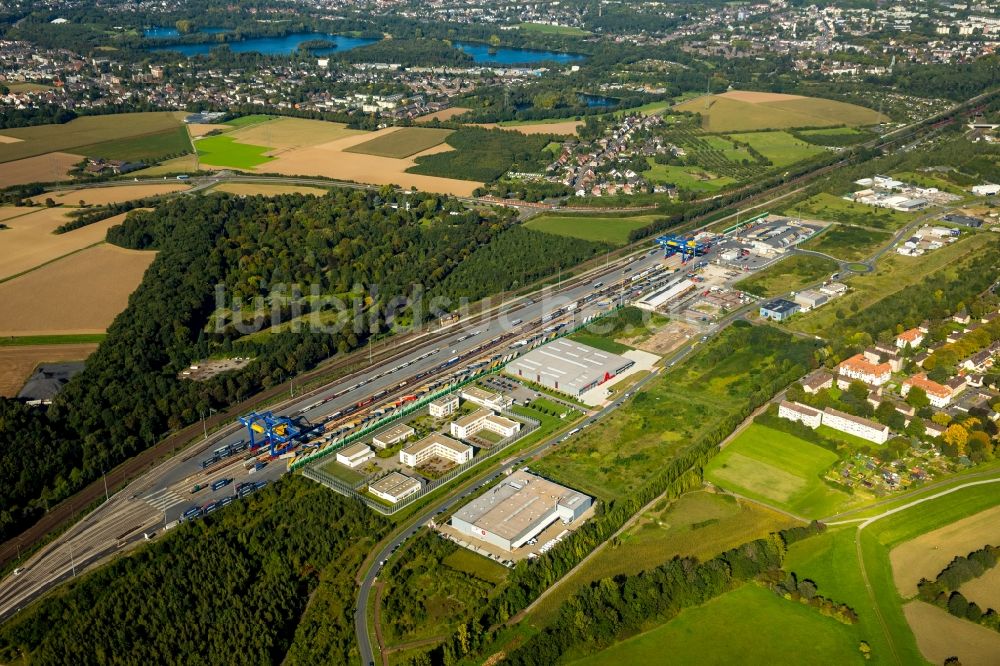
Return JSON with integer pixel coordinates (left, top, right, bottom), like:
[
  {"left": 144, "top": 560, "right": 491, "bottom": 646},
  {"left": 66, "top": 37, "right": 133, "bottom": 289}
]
[
  {"left": 195, "top": 135, "right": 275, "bottom": 169},
  {"left": 517, "top": 22, "right": 590, "bottom": 35},
  {"left": 75, "top": 125, "right": 191, "bottom": 162},
  {"left": 727, "top": 131, "right": 826, "bottom": 167},
  {"left": 224, "top": 114, "right": 274, "bottom": 128},
  {"left": 319, "top": 459, "right": 365, "bottom": 485},
  {"left": 0, "top": 111, "right": 186, "bottom": 163},
  {"left": 345, "top": 127, "right": 453, "bottom": 159},
  {"left": 566, "top": 331, "right": 633, "bottom": 354},
  {"left": 0, "top": 333, "right": 107, "bottom": 346},
  {"left": 568, "top": 584, "right": 863, "bottom": 665},
  {"left": 705, "top": 424, "right": 851, "bottom": 518},
  {"left": 799, "top": 224, "right": 891, "bottom": 261},
  {"left": 528, "top": 491, "right": 798, "bottom": 627},
  {"left": 642, "top": 160, "right": 735, "bottom": 192},
  {"left": 791, "top": 233, "right": 995, "bottom": 336},
  {"left": 523, "top": 214, "right": 657, "bottom": 245},
  {"left": 675, "top": 93, "right": 886, "bottom": 132},
  {"left": 734, "top": 254, "right": 838, "bottom": 297},
  {"left": 785, "top": 192, "right": 916, "bottom": 231},
  {"left": 6, "top": 82, "right": 53, "bottom": 93},
  {"left": 441, "top": 548, "right": 508, "bottom": 585}
]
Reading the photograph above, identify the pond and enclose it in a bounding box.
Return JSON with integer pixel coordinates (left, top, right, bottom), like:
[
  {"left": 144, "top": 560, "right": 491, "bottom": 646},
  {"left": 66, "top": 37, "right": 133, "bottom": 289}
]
[
  {"left": 148, "top": 32, "right": 378, "bottom": 56},
  {"left": 453, "top": 41, "right": 585, "bottom": 65},
  {"left": 143, "top": 27, "right": 229, "bottom": 39}
]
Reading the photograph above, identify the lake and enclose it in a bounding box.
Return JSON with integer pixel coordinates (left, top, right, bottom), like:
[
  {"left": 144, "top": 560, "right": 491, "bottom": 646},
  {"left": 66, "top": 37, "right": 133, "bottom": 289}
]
[
  {"left": 144, "top": 27, "right": 229, "bottom": 39},
  {"left": 148, "top": 32, "right": 378, "bottom": 56},
  {"left": 453, "top": 41, "right": 584, "bottom": 65}
]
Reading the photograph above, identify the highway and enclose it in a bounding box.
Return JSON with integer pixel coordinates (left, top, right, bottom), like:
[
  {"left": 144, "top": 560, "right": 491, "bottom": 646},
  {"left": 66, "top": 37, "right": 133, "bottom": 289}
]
[{"left": 0, "top": 239, "right": 670, "bottom": 622}]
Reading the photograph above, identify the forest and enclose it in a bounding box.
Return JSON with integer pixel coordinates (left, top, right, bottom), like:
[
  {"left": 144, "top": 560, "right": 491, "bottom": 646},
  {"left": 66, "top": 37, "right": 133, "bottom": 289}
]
[
  {"left": 0, "top": 476, "right": 388, "bottom": 664},
  {"left": 0, "top": 190, "right": 605, "bottom": 545}
]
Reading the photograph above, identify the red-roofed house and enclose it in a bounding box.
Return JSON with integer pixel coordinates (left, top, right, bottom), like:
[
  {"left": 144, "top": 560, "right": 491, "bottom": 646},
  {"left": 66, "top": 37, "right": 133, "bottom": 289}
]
[
  {"left": 895, "top": 328, "right": 924, "bottom": 349},
  {"left": 901, "top": 373, "right": 953, "bottom": 408},
  {"left": 837, "top": 353, "right": 892, "bottom": 388}
]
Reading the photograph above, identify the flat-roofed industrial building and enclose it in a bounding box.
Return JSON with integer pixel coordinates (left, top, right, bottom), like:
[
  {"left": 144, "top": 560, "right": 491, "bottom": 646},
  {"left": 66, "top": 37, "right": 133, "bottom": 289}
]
[
  {"left": 429, "top": 394, "right": 459, "bottom": 418},
  {"left": 336, "top": 442, "right": 374, "bottom": 468},
  {"left": 368, "top": 472, "right": 422, "bottom": 503},
  {"left": 460, "top": 386, "right": 512, "bottom": 411},
  {"left": 451, "top": 470, "right": 591, "bottom": 552},
  {"left": 506, "top": 338, "right": 634, "bottom": 397},
  {"left": 450, "top": 407, "right": 521, "bottom": 440},
  {"left": 372, "top": 423, "right": 416, "bottom": 449},
  {"left": 400, "top": 432, "right": 473, "bottom": 467}
]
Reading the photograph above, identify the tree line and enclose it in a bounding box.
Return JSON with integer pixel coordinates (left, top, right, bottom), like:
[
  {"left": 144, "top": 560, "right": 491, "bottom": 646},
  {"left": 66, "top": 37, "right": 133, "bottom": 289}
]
[{"left": 917, "top": 544, "right": 1000, "bottom": 633}]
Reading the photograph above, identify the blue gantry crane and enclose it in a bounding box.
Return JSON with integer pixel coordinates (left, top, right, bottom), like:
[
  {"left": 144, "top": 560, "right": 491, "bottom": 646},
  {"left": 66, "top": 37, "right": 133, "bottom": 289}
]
[
  {"left": 239, "top": 411, "right": 301, "bottom": 457},
  {"left": 655, "top": 234, "right": 712, "bottom": 263}
]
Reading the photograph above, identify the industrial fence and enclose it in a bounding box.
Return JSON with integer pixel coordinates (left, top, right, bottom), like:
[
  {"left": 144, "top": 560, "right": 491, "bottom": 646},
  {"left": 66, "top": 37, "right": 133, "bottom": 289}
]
[{"left": 304, "top": 411, "right": 540, "bottom": 515}]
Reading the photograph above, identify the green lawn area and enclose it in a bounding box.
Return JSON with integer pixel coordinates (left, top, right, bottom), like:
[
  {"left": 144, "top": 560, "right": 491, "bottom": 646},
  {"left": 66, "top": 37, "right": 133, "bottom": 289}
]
[
  {"left": 642, "top": 159, "right": 736, "bottom": 192},
  {"left": 527, "top": 491, "right": 799, "bottom": 627},
  {"left": 701, "top": 134, "right": 756, "bottom": 163},
  {"left": 318, "top": 459, "right": 365, "bottom": 485},
  {"left": 727, "top": 131, "right": 826, "bottom": 167},
  {"left": 799, "top": 224, "right": 891, "bottom": 261},
  {"left": 76, "top": 125, "right": 191, "bottom": 162},
  {"left": 441, "top": 548, "right": 508, "bottom": 585},
  {"left": 704, "top": 424, "right": 851, "bottom": 518},
  {"left": 799, "top": 127, "right": 867, "bottom": 137},
  {"left": 224, "top": 114, "right": 274, "bottom": 128},
  {"left": 0, "top": 333, "right": 107, "bottom": 346},
  {"left": 532, "top": 323, "right": 818, "bottom": 501},
  {"left": 523, "top": 214, "right": 657, "bottom": 245},
  {"left": 785, "top": 192, "right": 916, "bottom": 231},
  {"left": 567, "top": 331, "right": 633, "bottom": 354},
  {"left": 345, "top": 127, "right": 453, "bottom": 159},
  {"left": 790, "top": 233, "right": 995, "bottom": 336},
  {"left": 195, "top": 135, "right": 275, "bottom": 169},
  {"left": 797, "top": 127, "right": 874, "bottom": 147},
  {"left": 734, "top": 254, "right": 838, "bottom": 297},
  {"left": 568, "top": 584, "right": 863, "bottom": 665},
  {"left": 517, "top": 22, "right": 590, "bottom": 35}
]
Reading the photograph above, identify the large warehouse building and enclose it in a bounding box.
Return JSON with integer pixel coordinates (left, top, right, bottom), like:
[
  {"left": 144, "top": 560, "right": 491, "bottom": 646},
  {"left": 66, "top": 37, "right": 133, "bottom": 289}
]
[
  {"left": 450, "top": 470, "right": 592, "bottom": 552},
  {"left": 506, "top": 338, "right": 634, "bottom": 397}
]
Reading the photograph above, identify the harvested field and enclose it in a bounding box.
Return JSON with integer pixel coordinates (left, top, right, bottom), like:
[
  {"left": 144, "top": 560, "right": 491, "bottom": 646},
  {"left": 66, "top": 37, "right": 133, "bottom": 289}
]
[
  {"left": 227, "top": 117, "right": 365, "bottom": 154},
  {"left": 0, "top": 343, "right": 98, "bottom": 397},
  {"left": 904, "top": 601, "right": 1000, "bottom": 666},
  {"left": 211, "top": 182, "right": 328, "bottom": 197},
  {"left": 961, "top": 564, "right": 1000, "bottom": 611},
  {"left": 249, "top": 129, "right": 480, "bottom": 196},
  {"left": 344, "top": 127, "right": 453, "bottom": 159},
  {"left": 0, "top": 152, "right": 82, "bottom": 188},
  {"left": 890, "top": 504, "right": 1000, "bottom": 597},
  {"left": 477, "top": 120, "right": 582, "bottom": 136},
  {"left": 186, "top": 123, "right": 229, "bottom": 138},
  {"left": 0, "top": 244, "right": 155, "bottom": 336},
  {"left": 0, "top": 208, "right": 135, "bottom": 281},
  {"left": 416, "top": 107, "right": 470, "bottom": 122},
  {"left": 674, "top": 91, "right": 885, "bottom": 132},
  {"left": 0, "top": 112, "right": 186, "bottom": 163},
  {"left": 32, "top": 183, "right": 190, "bottom": 207},
  {"left": 130, "top": 154, "right": 198, "bottom": 177},
  {"left": 0, "top": 135, "right": 23, "bottom": 144}
]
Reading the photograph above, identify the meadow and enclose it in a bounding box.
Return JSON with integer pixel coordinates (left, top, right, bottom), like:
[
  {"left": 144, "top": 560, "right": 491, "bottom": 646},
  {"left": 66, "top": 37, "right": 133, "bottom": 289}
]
[
  {"left": 527, "top": 491, "right": 798, "bottom": 626},
  {"left": 345, "top": 127, "right": 454, "bottom": 159},
  {"left": 0, "top": 111, "right": 187, "bottom": 163},
  {"left": 641, "top": 160, "right": 735, "bottom": 192},
  {"left": 74, "top": 125, "right": 191, "bottom": 163},
  {"left": 799, "top": 224, "right": 892, "bottom": 261},
  {"left": 675, "top": 90, "right": 886, "bottom": 132},
  {"left": 734, "top": 253, "right": 838, "bottom": 297},
  {"left": 727, "top": 130, "right": 826, "bottom": 167},
  {"left": 704, "top": 424, "right": 851, "bottom": 518},
  {"left": 478, "top": 120, "right": 583, "bottom": 136},
  {"left": 195, "top": 135, "right": 275, "bottom": 169},
  {"left": 568, "top": 584, "right": 863, "bottom": 665},
  {"left": 523, "top": 214, "right": 659, "bottom": 245},
  {"left": 517, "top": 22, "right": 590, "bottom": 35},
  {"left": 785, "top": 192, "right": 917, "bottom": 231}
]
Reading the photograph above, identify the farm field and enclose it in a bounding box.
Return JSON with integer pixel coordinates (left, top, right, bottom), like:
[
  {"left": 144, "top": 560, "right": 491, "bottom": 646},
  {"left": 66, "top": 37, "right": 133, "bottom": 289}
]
[
  {"left": 727, "top": 130, "right": 826, "bottom": 167},
  {"left": 797, "top": 126, "right": 875, "bottom": 147},
  {"left": 674, "top": 90, "right": 886, "bottom": 132},
  {"left": 734, "top": 253, "right": 838, "bottom": 297},
  {"left": 704, "top": 424, "right": 852, "bottom": 518},
  {"left": 904, "top": 601, "right": 1000, "bottom": 666},
  {"left": 0, "top": 243, "right": 155, "bottom": 336},
  {"left": 74, "top": 125, "right": 191, "bottom": 163},
  {"left": 477, "top": 119, "right": 583, "bottom": 136},
  {"left": 0, "top": 343, "right": 99, "bottom": 397},
  {"left": 523, "top": 214, "right": 658, "bottom": 245},
  {"left": 186, "top": 122, "right": 229, "bottom": 138},
  {"left": 414, "top": 107, "right": 471, "bottom": 122},
  {"left": 961, "top": 563, "right": 1000, "bottom": 612},
  {"left": 195, "top": 135, "right": 275, "bottom": 169},
  {"left": 532, "top": 323, "right": 817, "bottom": 501},
  {"left": 0, "top": 152, "right": 83, "bottom": 188},
  {"left": 130, "top": 154, "right": 198, "bottom": 176},
  {"left": 890, "top": 503, "right": 1000, "bottom": 597},
  {"left": 527, "top": 491, "right": 798, "bottom": 627},
  {"left": 0, "top": 111, "right": 187, "bottom": 163},
  {"left": 345, "top": 127, "right": 454, "bottom": 159},
  {"left": 224, "top": 117, "right": 365, "bottom": 153},
  {"left": 210, "top": 182, "right": 329, "bottom": 197},
  {"left": 785, "top": 192, "right": 916, "bottom": 230},
  {"left": 32, "top": 183, "right": 190, "bottom": 206},
  {"left": 239, "top": 128, "right": 480, "bottom": 196},
  {"left": 0, "top": 208, "right": 133, "bottom": 281},
  {"left": 642, "top": 160, "right": 735, "bottom": 192},
  {"left": 790, "top": 233, "right": 995, "bottom": 336},
  {"left": 567, "top": 584, "right": 862, "bottom": 666},
  {"left": 798, "top": 224, "right": 891, "bottom": 261}
]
